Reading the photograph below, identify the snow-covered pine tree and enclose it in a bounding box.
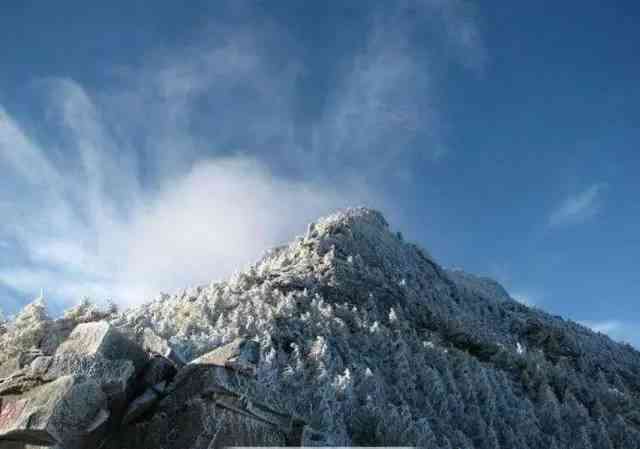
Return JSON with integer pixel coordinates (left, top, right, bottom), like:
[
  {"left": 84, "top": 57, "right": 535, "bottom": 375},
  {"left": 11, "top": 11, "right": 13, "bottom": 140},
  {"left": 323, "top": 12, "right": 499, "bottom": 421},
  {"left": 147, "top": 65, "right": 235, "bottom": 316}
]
[
  {"left": 0, "top": 307, "right": 6, "bottom": 336},
  {"left": 0, "top": 295, "right": 50, "bottom": 364}
]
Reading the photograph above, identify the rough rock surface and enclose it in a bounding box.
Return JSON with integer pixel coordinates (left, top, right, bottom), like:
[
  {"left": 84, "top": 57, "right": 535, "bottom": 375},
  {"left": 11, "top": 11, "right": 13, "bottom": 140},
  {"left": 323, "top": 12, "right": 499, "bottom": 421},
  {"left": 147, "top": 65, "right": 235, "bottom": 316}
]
[
  {"left": 114, "top": 338, "right": 308, "bottom": 448},
  {"left": 0, "top": 321, "right": 310, "bottom": 448},
  {"left": 0, "top": 375, "right": 108, "bottom": 448},
  {"left": 1, "top": 208, "right": 640, "bottom": 448},
  {"left": 57, "top": 322, "right": 148, "bottom": 373}
]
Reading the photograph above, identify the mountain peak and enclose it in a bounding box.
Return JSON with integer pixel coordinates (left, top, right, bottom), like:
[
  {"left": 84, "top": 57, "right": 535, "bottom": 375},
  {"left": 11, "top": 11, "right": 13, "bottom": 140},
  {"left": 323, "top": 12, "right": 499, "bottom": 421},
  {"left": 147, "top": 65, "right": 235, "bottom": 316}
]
[
  {"left": 308, "top": 207, "right": 390, "bottom": 235},
  {"left": 2, "top": 208, "right": 639, "bottom": 447}
]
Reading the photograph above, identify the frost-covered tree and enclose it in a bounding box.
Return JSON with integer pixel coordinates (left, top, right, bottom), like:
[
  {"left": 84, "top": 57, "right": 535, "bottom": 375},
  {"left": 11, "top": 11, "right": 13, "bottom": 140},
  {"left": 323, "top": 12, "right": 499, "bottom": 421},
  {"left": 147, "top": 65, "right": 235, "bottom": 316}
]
[
  {"left": 590, "top": 418, "right": 614, "bottom": 449},
  {"left": 538, "top": 385, "right": 563, "bottom": 437},
  {"left": 0, "top": 295, "right": 50, "bottom": 364},
  {"left": 0, "top": 307, "right": 7, "bottom": 336},
  {"left": 64, "top": 297, "right": 115, "bottom": 323},
  {"left": 570, "top": 426, "right": 593, "bottom": 449}
]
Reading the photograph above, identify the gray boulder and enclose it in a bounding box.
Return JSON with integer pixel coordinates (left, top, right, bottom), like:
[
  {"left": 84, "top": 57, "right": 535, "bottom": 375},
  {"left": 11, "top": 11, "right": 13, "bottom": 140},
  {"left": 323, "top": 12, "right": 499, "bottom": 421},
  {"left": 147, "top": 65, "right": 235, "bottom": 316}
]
[
  {"left": 56, "top": 322, "right": 148, "bottom": 373},
  {"left": 0, "top": 375, "right": 109, "bottom": 449},
  {"left": 0, "top": 322, "right": 148, "bottom": 446},
  {"left": 124, "top": 340, "right": 313, "bottom": 449},
  {"left": 29, "top": 353, "right": 137, "bottom": 417},
  {"left": 28, "top": 354, "right": 135, "bottom": 387}
]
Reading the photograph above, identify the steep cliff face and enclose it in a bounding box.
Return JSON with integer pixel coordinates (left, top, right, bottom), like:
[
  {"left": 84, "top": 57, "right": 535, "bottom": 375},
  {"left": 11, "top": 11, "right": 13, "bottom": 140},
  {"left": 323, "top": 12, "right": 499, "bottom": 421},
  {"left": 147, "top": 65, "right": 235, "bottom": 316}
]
[{"left": 2, "top": 208, "right": 640, "bottom": 448}]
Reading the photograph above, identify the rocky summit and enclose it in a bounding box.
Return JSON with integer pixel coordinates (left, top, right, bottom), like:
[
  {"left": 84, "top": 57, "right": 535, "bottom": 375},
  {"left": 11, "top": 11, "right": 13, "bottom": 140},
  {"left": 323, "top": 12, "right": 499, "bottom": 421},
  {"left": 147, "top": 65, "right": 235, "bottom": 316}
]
[{"left": 0, "top": 208, "right": 639, "bottom": 448}]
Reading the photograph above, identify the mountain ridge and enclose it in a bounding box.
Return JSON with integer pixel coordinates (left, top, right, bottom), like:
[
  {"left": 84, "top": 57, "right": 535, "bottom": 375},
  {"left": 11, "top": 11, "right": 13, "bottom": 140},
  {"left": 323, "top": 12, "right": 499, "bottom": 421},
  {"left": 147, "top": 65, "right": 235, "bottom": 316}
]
[
  {"left": 1, "top": 207, "right": 639, "bottom": 448},
  {"left": 111, "top": 207, "right": 640, "bottom": 447}
]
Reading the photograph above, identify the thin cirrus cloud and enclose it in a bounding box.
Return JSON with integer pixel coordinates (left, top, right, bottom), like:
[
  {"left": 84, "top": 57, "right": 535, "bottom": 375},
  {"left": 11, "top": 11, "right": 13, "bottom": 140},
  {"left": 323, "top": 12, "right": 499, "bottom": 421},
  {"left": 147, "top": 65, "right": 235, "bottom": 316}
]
[
  {"left": 313, "top": 1, "right": 484, "bottom": 170},
  {"left": 0, "top": 2, "right": 483, "bottom": 311},
  {"left": 0, "top": 95, "right": 362, "bottom": 309},
  {"left": 548, "top": 183, "right": 607, "bottom": 227}
]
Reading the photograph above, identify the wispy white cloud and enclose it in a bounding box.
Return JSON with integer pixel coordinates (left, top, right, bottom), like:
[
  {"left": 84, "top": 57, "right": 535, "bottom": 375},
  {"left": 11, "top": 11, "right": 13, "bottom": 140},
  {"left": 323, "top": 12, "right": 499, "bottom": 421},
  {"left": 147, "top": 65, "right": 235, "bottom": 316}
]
[
  {"left": 581, "top": 320, "right": 640, "bottom": 348},
  {"left": 317, "top": 16, "right": 442, "bottom": 169},
  {"left": 548, "top": 183, "right": 607, "bottom": 227},
  {"left": 0, "top": 162, "right": 355, "bottom": 307},
  {"left": 0, "top": 63, "right": 365, "bottom": 310},
  {"left": 0, "top": 2, "right": 482, "bottom": 310},
  {"left": 314, "top": 1, "right": 484, "bottom": 172},
  {"left": 0, "top": 107, "right": 62, "bottom": 187},
  {"left": 0, "top": 97, "right": 361, "bottom": 307}
]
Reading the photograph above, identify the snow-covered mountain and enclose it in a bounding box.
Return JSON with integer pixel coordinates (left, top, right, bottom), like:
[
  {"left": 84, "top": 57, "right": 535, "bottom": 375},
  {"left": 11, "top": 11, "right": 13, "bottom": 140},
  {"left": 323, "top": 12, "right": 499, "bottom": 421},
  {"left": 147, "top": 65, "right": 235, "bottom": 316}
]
[{"left": 2, "top": 208, "right": 639, "bottom": 448}]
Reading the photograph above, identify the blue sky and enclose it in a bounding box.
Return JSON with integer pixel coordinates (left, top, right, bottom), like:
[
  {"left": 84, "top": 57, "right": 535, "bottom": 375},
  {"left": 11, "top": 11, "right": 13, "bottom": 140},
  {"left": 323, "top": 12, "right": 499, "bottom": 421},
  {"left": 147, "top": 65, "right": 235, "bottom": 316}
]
[{"left": 0, "top": 2, "right": 638, "bottom": 346}]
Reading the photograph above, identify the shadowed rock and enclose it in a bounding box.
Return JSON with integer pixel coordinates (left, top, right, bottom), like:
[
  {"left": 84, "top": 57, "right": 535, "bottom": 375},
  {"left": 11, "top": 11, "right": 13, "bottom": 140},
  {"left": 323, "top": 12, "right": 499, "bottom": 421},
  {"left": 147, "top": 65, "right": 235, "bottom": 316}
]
[
  {"left": 124, "top": 336, "right": 317, "bottom": 449},
  {"left": 140, "top": 356, "right": 176, "bottom": 389},
  {"left": 121, "top": 387, "right": 162, "bottom": 426}
]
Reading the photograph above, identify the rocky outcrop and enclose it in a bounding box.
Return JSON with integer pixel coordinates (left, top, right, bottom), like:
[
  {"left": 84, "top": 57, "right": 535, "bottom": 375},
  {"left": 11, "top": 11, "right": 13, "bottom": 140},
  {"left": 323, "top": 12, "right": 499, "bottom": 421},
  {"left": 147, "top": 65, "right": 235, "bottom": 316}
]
[
  {"left": 0, "top": 325, "right": 313, "bottom": 448},
  {"left": 0, "top": 375, "right": 109, "bottom": 448},
  {"left": 56, "top": 322, "right": 148, "bottom": 374},
  {"left": 115, "top": 337, "right": 315, "bottom": 448}
]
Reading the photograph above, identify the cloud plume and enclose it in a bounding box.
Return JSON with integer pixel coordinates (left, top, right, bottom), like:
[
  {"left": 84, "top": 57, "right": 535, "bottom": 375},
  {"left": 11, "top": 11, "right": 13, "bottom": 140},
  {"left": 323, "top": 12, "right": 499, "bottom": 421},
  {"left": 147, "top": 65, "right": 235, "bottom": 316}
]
[
  {"left": 0, "top": 92, "right": 360, "bottom": 308},
  {"left": 0, "top": 2, "right": 482, "bottom": 311}
]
